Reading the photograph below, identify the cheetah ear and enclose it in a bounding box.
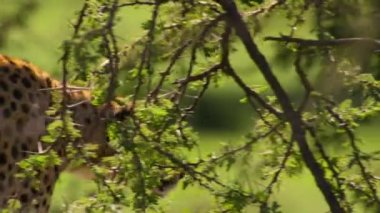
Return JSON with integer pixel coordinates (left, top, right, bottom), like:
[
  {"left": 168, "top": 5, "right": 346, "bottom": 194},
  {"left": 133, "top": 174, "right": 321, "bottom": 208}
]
[
  {"left": 114, "top": 106, "right": 131, "bottom": 121},
  {"left": 99, "top": 102, "right": 131, "bottom": 121}
]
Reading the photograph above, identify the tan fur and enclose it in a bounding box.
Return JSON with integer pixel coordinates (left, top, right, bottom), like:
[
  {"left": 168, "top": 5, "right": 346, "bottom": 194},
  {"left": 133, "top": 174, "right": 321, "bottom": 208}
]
[{"left": 0, "top": 54, "right": 112, "bottom": 212}]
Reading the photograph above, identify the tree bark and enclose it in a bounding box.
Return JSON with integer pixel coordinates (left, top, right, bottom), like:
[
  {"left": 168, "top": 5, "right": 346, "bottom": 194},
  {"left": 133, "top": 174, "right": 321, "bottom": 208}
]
[{"left": 215, "top": 0, "right": 344, "bottom": 212}]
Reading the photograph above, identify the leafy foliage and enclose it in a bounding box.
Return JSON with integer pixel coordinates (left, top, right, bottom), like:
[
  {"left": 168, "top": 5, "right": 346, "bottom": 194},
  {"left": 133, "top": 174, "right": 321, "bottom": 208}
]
[{"left": 5, "top": 0, "right": 380, "bottom": 212}]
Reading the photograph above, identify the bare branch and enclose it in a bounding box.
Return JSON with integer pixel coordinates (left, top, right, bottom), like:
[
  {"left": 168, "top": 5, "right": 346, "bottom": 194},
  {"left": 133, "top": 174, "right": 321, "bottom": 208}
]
[
  {"left": 265, "top": 36, "right": 380, "bottom": 49},
  {"left": 244, "top": 0, "right": 286, "bottom": 17},
  {"left": 215, "top": 0, "right": 345, "bottom": 211},
  {"left": 294, "top": 51, "right": 313, "bottom": 112},
  {"left": 219, "top": 24, "right": 282, "bottom": 118},
  {"left": 118, "top": 0, "right": 155, "bottom": 7},
  {"left": 325, "top": 104, "right": 380, "bottom": 206},
  {"left": 175, "top": 64, "right": 221, "bottom": 85},
  {"left": 148, "top": 40, "right": 192, "bottom": 101},
  {"left": 132, "top": 2, "right": 160, "bottom": 107}
]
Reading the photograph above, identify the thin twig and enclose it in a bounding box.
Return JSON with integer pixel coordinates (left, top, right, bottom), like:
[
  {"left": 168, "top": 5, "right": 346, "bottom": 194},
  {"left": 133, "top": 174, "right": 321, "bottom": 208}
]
[
  {"left": 118, "top": 0, "right": 155, "bottom": 7},
  {"left": 265, "top": 36, "right": 380, "bottom": 49},
  {"left": 216, "top": 0, "right": 344, "bottom": 211},
  {"left": 324, "top": 104, "right": 380, "bottom": 206}
]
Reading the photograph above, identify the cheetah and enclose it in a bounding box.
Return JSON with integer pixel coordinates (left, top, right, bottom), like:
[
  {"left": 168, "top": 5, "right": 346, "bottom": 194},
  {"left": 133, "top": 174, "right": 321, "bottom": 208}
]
[{"left": 0, "top": 54, "right": 131, "bottom": 212}]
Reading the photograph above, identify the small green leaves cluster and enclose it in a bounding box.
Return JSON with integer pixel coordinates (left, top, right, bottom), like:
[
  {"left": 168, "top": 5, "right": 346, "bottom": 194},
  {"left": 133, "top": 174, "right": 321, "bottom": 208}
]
[{"left": 18, "top": 0, "right": 380, "bottom": 212}]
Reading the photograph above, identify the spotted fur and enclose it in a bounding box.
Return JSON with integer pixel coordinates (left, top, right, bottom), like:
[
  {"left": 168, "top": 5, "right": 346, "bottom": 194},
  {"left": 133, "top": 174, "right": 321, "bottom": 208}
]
[{"left": 0, "top": 54, "right": 124, "bottom": 212}]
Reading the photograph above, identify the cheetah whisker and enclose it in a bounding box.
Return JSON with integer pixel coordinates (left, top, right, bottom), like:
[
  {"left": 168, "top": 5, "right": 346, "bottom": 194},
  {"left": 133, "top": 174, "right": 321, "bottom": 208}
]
[
  {"left": 38, "top": 86, "right": 92, "bottom": 91},
  {"left": 66, "top": 100, "right": 91, "bottom": 108}
]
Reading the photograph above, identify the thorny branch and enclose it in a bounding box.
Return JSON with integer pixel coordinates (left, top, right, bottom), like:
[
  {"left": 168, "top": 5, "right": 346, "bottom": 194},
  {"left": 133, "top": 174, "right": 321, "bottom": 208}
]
[
  {"left": 215, "top": 0, "right": 344, "bottom": 212},
  {"left": 44, "top": 1, "right": 91, "bottom": 156},
  {"left": 118, "top": 0, "right": 155, "bottom": 7},
  {"left": 132, "top": 1, "right": 161, "bottom": 107},
  {"left": 307, "top": 126, "right": 351, "bottom": 211},
  {"left": 59, "top": 0, "right": 123, "bottom": 203},
  {"left": 148, "top": 40, "right": 192, "bottom": 102},
  {"left": 174, "top": 14, "right": 226, "bottom": 104},
  {"left": 244, "top": 0, "right": 286, "bottom": 17},
  {"left": 324, "top": 102, "right": 380, "bottom": 206},
  {"left": 220, "top": 25, "right": 282, "bottom": 118},
  {"left": 261, "top": 138, "right": 294, "bottom": 209},
  {"left": 45, "top": 0, "right": 380, "bottom": 211},
  {"left": 294, "top": 50, "right": 313, "bottom": 112},
  {"left": 191, "top": 122, "right": 285, "bottom": 167},
  {"left": 265, "top": 36, "right": 380, "bottom": 49},
  {"left": 292, "top": 53, "right": 351, "bottom": 209},
  {"left": 103, "top": 0, "right": 121, "bottom": 104}
]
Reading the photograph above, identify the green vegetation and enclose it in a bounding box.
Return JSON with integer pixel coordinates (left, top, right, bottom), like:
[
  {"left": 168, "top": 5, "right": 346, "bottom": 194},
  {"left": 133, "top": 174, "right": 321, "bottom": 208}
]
[{"left": 1, "top": 0, "right": 380, "bottom": 212}]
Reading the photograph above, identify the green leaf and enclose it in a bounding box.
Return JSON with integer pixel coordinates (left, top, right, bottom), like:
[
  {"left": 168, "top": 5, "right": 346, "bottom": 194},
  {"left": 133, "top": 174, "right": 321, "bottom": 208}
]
[{"left": 240, "top": 0, "right": 264, "bottom": 6}]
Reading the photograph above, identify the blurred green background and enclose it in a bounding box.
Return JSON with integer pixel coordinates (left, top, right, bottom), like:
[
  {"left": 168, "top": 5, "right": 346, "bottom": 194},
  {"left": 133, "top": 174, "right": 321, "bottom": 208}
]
[{"left": 0, "top": 0, "right": 379, "bottom": 212}]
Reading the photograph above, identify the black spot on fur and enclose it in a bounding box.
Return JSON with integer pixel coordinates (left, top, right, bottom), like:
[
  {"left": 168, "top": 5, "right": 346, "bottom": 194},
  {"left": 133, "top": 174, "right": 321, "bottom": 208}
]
[
  {"left": 0, "top": 153, "right": 7, "bottom": 165},
  {"left": 0, "top": 65, "right": 10, "bottom": 73},
  {"left": 42, "top": 198, "right": 47, "bottom": 206},
  {"left": 29, "top": 73, "right": 37, "bottom": 82},
  {"left": 84, "top": 117, "right": 91, "bottom": 125},
  {"left": 81, "top": 103, "right": 89, "bottom": 109},
  {"left": 7, "top": 163, "right": 13, "bottom": 171},
  {"left": 46, "top": 184, "right": 52, "bottom": 193},
  {"left": 9, "top": 73, "right": 20, "bottom": 84},
  {"left": 3, "top": 108, "right": 11, "bottom": 118},
  {"left": 13, "top": 89, "right": 23, "bottom": 100},
  {"left": 3, "top": 56, "right": 16, "bottom": 65},
  {"left": 22, "top": 65, "right": 32, "bottom": 72},
  {"left": 21, "top": 77, "right": 32, "bottom": 88},
  {"left": 16, "top": 119, "right": 24, "bottom": 132},
  {"left": 22, "top": 180, "right": 30, "bottom": 188},
  {"left": 0, "top": 172, "right": 5, "bottom": 181},
  {"left": 20, "top": 193, "right": 29, "bottom": 203},
  {"left": 2, "top": 141, "right": 8, "bottom": 149},
  {"left": 21, "top": 103, "right": 30, "bottom": 114},
  {"left": 31, "top": 187, "right": 39, "bottom": 195},
  {"left": 0, "top": 80, "right": 8, "bottom": 91},
  {"left": 10, "top": 102, "right": 17, "bottom": 111},
  {"left": 21, "top": 143, "right": 28, "bottom": 157},
  {"left": 0, "top": 96, "right": 5, "bottom": 106},
  {"left": 11, "top": 145, "right": 19, "bottom": 159}
]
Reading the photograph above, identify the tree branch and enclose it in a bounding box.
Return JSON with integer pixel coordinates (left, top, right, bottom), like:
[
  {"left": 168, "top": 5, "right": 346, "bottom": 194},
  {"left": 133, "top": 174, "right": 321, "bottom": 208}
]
[
  {"left": 215, "top": 0, "right": 345, "bottom": 212},
  {"left": 265, "top": 36, "right": 380, "bottom": 49},
  {"left": 220, "top": 24, "right": 282, "bottom": 118}
]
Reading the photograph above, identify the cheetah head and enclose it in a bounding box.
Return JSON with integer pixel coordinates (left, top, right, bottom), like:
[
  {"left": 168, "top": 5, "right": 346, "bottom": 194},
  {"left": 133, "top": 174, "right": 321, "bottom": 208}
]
[{"left": 70, "top": 100, "right": 131, "bottom": 160}]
